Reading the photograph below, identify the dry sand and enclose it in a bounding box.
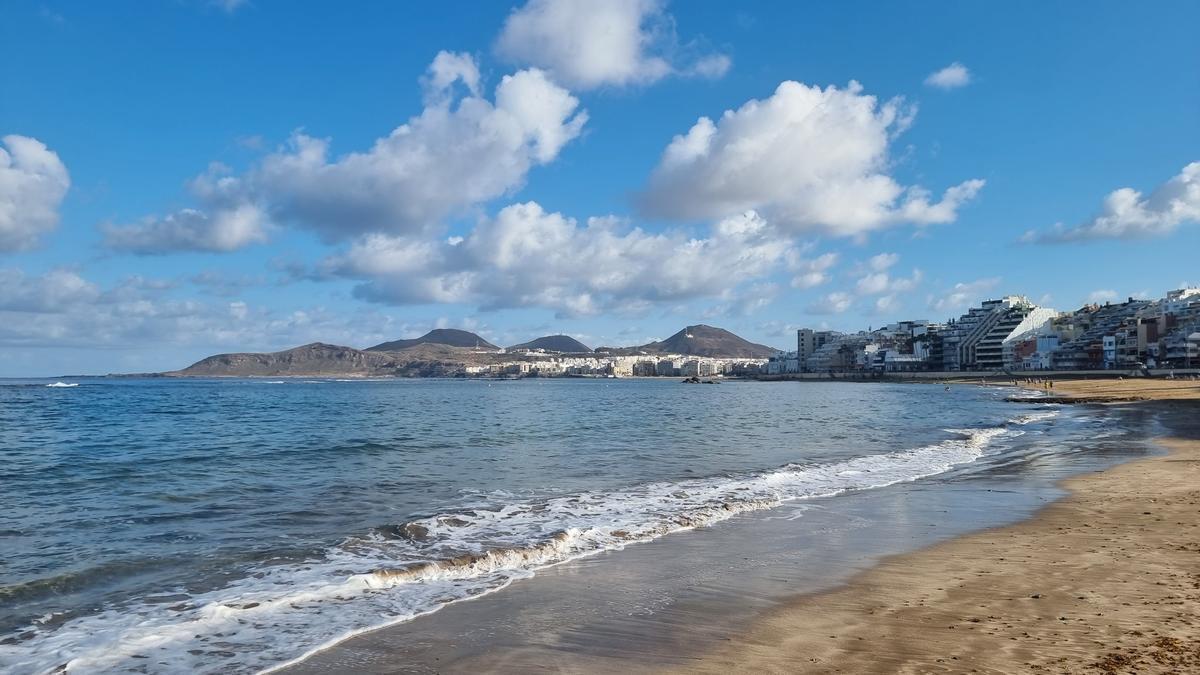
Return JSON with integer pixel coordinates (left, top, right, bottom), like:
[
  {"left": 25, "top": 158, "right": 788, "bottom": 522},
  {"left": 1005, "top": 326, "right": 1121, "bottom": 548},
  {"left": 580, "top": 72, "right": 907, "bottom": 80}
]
[
  {"left": 1021, "top": 377, "right": 1200, "bottom": 402},
  {"left": 677, "top": 429, "right": 1200, "bottom": 674}
]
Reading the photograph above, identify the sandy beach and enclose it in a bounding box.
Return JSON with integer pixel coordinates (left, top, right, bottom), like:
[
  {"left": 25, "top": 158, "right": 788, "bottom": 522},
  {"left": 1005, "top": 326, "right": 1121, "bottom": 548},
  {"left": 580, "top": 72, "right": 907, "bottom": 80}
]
[
  {"left": 680, "top": 390, "right": 1200, "bottom": 674},
  {"left": 1021, "top": 377, "right": 1200, "bottom": 402}
]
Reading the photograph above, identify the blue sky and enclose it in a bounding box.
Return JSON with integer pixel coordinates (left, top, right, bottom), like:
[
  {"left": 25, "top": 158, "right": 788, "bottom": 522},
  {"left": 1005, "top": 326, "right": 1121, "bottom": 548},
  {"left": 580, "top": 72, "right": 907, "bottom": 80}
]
[{"left": 1, "top": 0, "right": 1198, "bottom": 376}]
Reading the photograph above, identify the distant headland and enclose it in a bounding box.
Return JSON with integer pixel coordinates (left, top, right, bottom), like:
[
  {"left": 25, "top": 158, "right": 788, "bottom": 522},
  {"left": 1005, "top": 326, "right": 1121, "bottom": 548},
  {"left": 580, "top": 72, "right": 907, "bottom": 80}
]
[{"left": 164, "top": 324, "right": 775, "bottom": 378}]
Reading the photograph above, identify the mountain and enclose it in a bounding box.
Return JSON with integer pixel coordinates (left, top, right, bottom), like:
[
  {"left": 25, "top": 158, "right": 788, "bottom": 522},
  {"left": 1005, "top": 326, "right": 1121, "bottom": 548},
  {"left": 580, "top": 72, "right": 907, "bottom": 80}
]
[
  {"left": 596, "top": 325, "right": 777, "bottom": 358},
  {"left": 509, "top": 335, "right": 592, "bottom": 353},
  {"left": 367, "top": 329, "right": 499, "bottom": 352},
  {"left": 166, "top": 325, "right": 773, "bottom": 378},
  {"left": 167, "top": 342, "right": 495, "bottom": 378},
  {"left": 169, "top": 343, "right": 398, "bottom": 377}
]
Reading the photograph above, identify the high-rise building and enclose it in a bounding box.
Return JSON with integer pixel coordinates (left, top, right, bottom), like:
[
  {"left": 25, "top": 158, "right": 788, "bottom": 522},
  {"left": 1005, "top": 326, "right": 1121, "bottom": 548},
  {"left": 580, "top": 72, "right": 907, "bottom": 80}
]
[
  {"left": 941, "top": 296, "right": 1055, "bottom": 371},
  {"left": 796, "top": 329, "right": 835, "bottom": 372}
]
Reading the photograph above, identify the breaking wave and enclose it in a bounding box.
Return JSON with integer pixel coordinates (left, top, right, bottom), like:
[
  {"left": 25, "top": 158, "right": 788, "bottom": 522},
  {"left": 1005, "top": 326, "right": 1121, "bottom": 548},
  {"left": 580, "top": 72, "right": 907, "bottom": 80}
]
[{"left": 0, "top": 412, "right": 1054, "bottom": 674}]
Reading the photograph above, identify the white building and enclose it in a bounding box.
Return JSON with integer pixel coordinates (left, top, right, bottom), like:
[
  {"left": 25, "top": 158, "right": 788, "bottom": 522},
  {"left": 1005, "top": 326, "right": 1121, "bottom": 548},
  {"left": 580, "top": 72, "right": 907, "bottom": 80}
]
[{"left": 1163, "top": 288, "right": 1200, "bottom": 315}]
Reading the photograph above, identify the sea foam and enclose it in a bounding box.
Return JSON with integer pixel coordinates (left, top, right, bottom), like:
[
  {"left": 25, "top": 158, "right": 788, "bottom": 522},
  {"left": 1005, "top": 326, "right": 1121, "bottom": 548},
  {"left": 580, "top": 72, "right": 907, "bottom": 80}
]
[{"left": 0, "top": 411, "right": 1054, "bottom": 675}]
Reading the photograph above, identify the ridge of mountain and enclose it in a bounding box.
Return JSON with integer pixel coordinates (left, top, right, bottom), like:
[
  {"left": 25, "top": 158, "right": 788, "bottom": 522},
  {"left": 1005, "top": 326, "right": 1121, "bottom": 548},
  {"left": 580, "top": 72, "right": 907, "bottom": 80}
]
[
  {"left": 509, "top": 335, "right": 592, "bottom": 352},
  {"left": 170, "top": 342, "right": 391, "bottom": 377},
  {"left": 366, "top": 329, "right": 499, "bottom": 352},
  {"left": 595, "top": 325, "right": 776, "bottom": 358},
  {"left": 167, "top": 325, "right": 776, "bottom": 377}
]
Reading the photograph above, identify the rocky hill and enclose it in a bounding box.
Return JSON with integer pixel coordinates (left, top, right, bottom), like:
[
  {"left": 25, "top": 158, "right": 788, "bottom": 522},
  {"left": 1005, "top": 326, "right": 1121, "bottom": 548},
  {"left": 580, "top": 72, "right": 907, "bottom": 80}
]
[
  {"left": 366, "top": 329, "right": 499, "bottom": 352},
  {"left": 509, "top": 335, "right": 592, "bottom": 353},
  {"left": 167, "top": 342, "right": 502, "bottom": 378},
  {"left": 596, "top": 325, "right": 777, "bottom": 358},
  {"left": 168, "top": 343, "right": 393, "bottom": 377},
  {"left": 165, "top": 324, "right": 775, "bottom": 378}
]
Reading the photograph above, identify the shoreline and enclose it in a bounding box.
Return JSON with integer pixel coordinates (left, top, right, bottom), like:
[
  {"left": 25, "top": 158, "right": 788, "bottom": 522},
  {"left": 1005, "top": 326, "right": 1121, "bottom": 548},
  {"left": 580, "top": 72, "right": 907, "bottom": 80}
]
[
  {"left": 276, "top": 389, "right": 1181, "bottom": 674},
  {"left": 676, "top": 401, "right": 1200, "bottom": 674},
  {"left": 1016, "top": 377, "right": 1200, "bottom": 403}
]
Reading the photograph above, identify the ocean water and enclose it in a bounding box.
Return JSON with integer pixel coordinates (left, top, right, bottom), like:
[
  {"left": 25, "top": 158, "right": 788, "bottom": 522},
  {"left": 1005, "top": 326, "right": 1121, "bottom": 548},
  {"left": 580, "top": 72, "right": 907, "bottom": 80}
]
[{"left": 0, "top": 378, "right": 1115, "bottom": 673}]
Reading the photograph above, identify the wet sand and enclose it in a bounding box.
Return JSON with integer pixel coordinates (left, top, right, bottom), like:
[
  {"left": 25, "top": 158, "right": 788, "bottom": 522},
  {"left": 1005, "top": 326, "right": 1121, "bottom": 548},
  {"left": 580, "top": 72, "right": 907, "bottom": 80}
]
[
  {"left": 681, "top": 423, "right": 1200, "bottom": 673},
  {"left": 279, "top": 392, "right": 1195, "bottom": 675},
  {"left": 282, "top": 458, "right": 1110, "bottom": 675}
]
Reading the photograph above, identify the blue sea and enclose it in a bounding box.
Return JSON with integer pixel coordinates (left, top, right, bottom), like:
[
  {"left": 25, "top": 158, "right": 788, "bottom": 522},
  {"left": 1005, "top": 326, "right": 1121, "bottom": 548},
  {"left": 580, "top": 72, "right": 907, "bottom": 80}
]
[{"left": 0, "top": 378, "right": 1156, "bottom": 673}]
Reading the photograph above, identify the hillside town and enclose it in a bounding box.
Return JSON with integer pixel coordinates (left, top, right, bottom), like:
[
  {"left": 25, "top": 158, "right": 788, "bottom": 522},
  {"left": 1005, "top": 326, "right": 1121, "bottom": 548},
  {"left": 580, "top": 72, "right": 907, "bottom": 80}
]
[{"left": 766, "top": 287, "right": 1200, "bottom": 375}]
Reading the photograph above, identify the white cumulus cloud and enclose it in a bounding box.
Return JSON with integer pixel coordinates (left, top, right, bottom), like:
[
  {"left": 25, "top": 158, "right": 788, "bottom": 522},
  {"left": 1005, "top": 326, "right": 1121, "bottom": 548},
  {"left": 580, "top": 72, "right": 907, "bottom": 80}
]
[
  {"left": 638, "top": 80, "right": 984, "bottom": 237},
  {"left": 873, "top": 295, "right": 901, "bottom": 314},
  {"left": 495, "top": 0, "right": 730, "bottom": 90},
  {"left": 807, "top": 291, "right": 854, "bottom": 315},
  {"left": 854, "top": 268, "right": 923, "bottom": 296},
  {"left": 421, "top": 50, "right": 483, "bottom": 103},
  {"left": 0, "top": 135, "right": 70, "bottom": 251},
  {"left": 1023, "top": 162, "right": 1200, "bottom": 243},
  {"left": 0, "top": 268, "right": 99, "bottom": 312},
  {"left": 787, "top": 251, "right": 838, "bottom": 289},
  {"left": 686, "top": 53, "right": 732, "bottom": 80},
  {"left": 0, "top": 266, "right": 404, "bottom": 354},
  {"left": 102, "top": 203, "right": 270, "bottom": 254},
  {"left": 102, "top": 163, "right": 270, "bottom": 254},
  {"left": 924, "top": 62, "right": 971, "bottom": 89},
  {"left": 927, "top": 277, "right": 1002, "bottom": 314},
  {"left": 799, "top": 252, "right": 922, "bottom": 317},
  {"left": 851, "top": 252, "right": 922, "bottom": 296},
  {"left": 108, "top": 53, "right": 588, "bottom": 252},
  {"left": 1087, "top": 289, "right": 1119, "bottom": 303},
  {"left": 253, "top": 61, "right": 586, "bottom": 242},
  {"left": 866, "top": 252, "right": 899, "bottom": 272},
  {"left": 323, "top": 203, "right": 791, "bottom": 318}
]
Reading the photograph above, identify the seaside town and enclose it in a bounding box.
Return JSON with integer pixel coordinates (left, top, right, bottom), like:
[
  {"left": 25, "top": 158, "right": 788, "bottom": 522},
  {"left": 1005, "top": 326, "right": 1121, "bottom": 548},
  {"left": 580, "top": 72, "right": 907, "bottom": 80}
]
[
  {"left": 766, "top": 286, "right": 1200, "bottom": 375},
  {"left": 7, "top": 3, "right": 1199, "bottom": 674},
  {"left": 432, "top": 286, "right": 1200, "bottom": 380},
  {"left": 472, "top": 286, "right": 1200, "bottom": 380},
  {"left": 464, "top": 353, "right": 768, "bottom": 379}
]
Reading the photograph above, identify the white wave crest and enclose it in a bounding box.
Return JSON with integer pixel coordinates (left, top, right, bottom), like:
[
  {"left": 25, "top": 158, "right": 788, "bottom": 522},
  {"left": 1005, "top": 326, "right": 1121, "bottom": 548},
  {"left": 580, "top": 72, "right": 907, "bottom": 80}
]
[{"left": 0, "top": 423, "right": 1025, "bottom": 675}]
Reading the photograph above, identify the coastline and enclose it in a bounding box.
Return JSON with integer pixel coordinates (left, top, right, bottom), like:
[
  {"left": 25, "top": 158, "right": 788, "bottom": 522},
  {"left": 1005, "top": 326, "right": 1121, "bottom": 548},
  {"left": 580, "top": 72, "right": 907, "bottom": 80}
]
[
  {"left": 677, "top": 399, "right": 1200, "bottom": 674},
  {"left": 1018, "top": 377, "right": 1200, "bottom": 403},
  {"left": 274, "top": 385, "right": 1186, "bottom": 675}
]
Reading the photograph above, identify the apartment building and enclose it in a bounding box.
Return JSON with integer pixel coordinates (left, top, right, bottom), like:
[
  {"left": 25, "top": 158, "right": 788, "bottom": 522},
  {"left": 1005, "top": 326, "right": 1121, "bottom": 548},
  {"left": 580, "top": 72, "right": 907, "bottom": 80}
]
[
  {"left": 796, "top": 329, "right": 836, "bottom": 372},
  {"left": 939, "top": 296, "right": 1048, "bottom": 371}
]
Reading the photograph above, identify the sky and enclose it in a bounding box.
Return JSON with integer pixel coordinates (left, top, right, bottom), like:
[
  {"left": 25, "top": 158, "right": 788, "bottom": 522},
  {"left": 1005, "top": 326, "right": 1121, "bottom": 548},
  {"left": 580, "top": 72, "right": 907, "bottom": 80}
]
[{"left": 1, "top": 0, "right": 1198, "bottom": 376}]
